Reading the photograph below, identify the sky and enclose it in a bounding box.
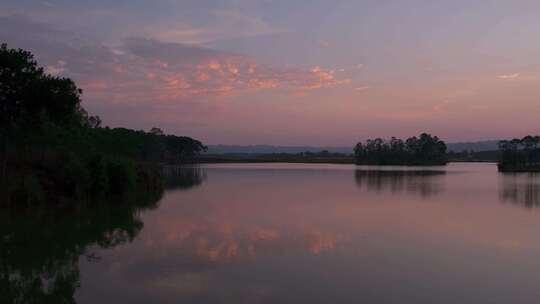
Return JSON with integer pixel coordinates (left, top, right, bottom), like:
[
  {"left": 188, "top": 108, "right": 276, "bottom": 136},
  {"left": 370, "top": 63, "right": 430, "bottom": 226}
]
[{"left": 1, "top": 0, "right": 540, "bottom": 145}]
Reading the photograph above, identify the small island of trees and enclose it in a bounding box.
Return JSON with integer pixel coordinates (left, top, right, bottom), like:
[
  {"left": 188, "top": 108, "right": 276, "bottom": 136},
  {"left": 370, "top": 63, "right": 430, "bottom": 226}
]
[
  {"left": 498, "top": 136, "right": 540, "bottom": 172},
  {"left": 354, "top": 133, "right": 447, "bottom": 166}
]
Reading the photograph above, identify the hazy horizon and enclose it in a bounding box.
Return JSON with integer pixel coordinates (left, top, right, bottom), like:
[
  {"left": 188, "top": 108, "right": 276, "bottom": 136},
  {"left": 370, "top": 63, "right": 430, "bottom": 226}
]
[{"left": 2, "top": 0, "right": 540, "bottom": 145}]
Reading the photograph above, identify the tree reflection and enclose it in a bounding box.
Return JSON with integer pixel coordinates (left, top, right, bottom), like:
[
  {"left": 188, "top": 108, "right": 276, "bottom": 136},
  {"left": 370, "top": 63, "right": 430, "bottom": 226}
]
[
  {"left": 0, "top": 166, "right": 207, "bottom": 303},
  {"left": 354, "top": 169, "right": 446, "bottom": 198},
  {"left": 500, "top": 173, "right": 540, "bottom": 208},
  {"left": 164, "top": 166, "right": 206, "bottom": 190}
]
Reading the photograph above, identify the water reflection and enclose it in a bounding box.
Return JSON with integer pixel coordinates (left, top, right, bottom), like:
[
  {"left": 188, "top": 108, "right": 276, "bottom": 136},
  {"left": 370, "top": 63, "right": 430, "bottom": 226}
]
[
  {"left": 11, "top": 164, "right": 540, "bottom": 303},
  {"left": 355, "top": 169, "right": 446, "bottom": 197},
  {"left": 500, "top": 173, "right": 540, "bottom": 208},
  {"left": 139, "top": 222, "right": 339, "bottom": 267},
  {"left": 0, "top": 166, "right": 207, "bottom": 303},
  {"left": 0, "top": 194, "right": 159, "bottom": 303},
  {"left": 78, "top": 164, "right": 540, "bottom": 304},
  {"left": 164, "top": 166, "right": 206, "bottom": 190}
]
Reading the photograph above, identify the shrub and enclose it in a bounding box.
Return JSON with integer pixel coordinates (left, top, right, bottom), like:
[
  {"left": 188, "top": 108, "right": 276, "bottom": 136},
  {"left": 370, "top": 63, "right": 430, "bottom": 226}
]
[{"left": 105, "top": 158, "right": 137, "bottom": 195}]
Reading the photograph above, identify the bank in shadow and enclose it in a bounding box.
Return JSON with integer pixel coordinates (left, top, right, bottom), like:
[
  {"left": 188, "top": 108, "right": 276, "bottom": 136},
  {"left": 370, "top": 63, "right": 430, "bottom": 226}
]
[
  {"left": 499, "top": 173, "right": 540, "bottom": 208},
  {"left": 163, "top": 166, "right": 207, "bottom": 190},
  {"left": 355, "top": 169, "right": 446, "bottom": 198}
]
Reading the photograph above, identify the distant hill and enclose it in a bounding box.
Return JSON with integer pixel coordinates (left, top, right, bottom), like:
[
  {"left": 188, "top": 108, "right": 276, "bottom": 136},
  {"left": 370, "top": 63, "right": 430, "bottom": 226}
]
[{"left": 206, "top": 140, "right": 501, "bottom": 155}]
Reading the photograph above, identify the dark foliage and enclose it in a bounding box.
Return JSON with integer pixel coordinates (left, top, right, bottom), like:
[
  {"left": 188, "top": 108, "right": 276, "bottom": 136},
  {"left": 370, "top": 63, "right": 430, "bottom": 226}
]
[
  {"left": 354, "top": 133, "right": 447, "bottom": 165},
  {"left": 0, "top": 43, "right": 205, "bottom": 206},
  {"left": 498, "top": 136, "right": 540, "bottom": 171},
  {"left": 0, "top": 43, "right": 87, "bottom": 131}
]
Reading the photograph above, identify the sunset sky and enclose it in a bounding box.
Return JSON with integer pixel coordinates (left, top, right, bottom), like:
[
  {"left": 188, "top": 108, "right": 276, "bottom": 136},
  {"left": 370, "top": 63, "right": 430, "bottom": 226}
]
[{"left": 1, "top": 0, "right": 540, "bottom": 145}]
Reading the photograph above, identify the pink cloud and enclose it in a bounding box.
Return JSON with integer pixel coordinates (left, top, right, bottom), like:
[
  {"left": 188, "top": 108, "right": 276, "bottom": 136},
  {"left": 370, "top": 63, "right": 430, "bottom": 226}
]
[
  {"left": 497, "top": 73, "right": 520, "bottom": 79},
  {"left": 76, "top": 39, "right": 351, "bottom": 104},
  {"left": 354, "top": 86, "right": 370, "bottom": 91}
]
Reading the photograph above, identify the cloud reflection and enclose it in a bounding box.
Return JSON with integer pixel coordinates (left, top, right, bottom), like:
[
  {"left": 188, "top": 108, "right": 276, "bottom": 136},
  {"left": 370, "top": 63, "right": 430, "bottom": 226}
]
[{"left": 146, "top": 222, "right": 340, "bottom": 267}]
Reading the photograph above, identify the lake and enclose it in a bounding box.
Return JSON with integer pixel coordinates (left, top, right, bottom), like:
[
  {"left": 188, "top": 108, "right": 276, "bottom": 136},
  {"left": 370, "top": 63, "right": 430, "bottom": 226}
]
[{"left": 5, "top": 163, "right": 540, "bottom": 303}]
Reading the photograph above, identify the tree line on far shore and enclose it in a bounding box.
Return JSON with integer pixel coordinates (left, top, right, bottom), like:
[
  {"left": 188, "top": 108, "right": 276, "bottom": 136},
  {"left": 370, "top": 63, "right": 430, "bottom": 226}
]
[{"left": 352, "top": 132, "right": 540, "bottom": 171}]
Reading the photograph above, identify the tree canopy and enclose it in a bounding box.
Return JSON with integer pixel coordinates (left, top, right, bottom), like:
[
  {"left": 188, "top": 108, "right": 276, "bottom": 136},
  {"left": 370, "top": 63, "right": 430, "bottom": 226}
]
[
  {"left": 498, "top": 136, "right": 540, "bottom": 171},
  {"left": 0, "top": 43, "right": 206, "bottom": 206},
  {"left": 354, "top": 133, "right": 447, "bottom": 165},
  {"left": 0, "top": 43, "right": 89, "bottom": 130}
]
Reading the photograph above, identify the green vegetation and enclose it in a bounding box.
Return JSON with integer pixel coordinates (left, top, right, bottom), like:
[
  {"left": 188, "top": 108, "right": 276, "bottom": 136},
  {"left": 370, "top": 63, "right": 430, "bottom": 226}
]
[
  {"left": 354, "top": 133, "right": 447, "bottom": 165},
  {"left": 498, "top": 136, "right": 540, "bottom": 172},
  {"left": 0, "top": 43, "right": 206, "bottom": 206}
]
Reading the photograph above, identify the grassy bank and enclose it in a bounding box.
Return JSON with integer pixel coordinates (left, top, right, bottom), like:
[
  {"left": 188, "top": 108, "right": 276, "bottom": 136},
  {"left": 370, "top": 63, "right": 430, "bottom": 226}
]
[
  {"left": 192, "top": 154, "right": 355, "bottom": 164},
  {"left": 190, "top": 152, "right": 500, "bottom": 165}
]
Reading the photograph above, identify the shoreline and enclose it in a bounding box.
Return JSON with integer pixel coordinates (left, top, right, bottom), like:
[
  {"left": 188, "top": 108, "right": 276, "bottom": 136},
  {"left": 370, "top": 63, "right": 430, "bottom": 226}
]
[
  {"left": 187, "top": 156, "right": 497, "bottom": 166},
  {"left": 498, "top": 164, "right": 540, "bottom": 173}
]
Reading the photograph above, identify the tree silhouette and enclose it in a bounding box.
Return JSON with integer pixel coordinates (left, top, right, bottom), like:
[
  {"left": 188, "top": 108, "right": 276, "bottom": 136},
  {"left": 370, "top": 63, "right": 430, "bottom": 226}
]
[
  {"left": 354, "top": 133, "right": 447, "bottom": 165},
  {"left": 0, "top": 44, "right": 207, "bottom": 206},
  {"left": 0, "top": 43, "right": 84, "bottom": 130},
  {"left": 499, "top": 135, "right": 540, "bottom": 171}
]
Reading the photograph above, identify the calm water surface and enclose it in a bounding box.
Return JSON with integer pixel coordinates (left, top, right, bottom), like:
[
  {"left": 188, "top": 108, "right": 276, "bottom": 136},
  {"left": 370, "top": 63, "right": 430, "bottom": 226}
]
[{"left": 7, "top": 163, "right": 540, "bottom": 303}]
